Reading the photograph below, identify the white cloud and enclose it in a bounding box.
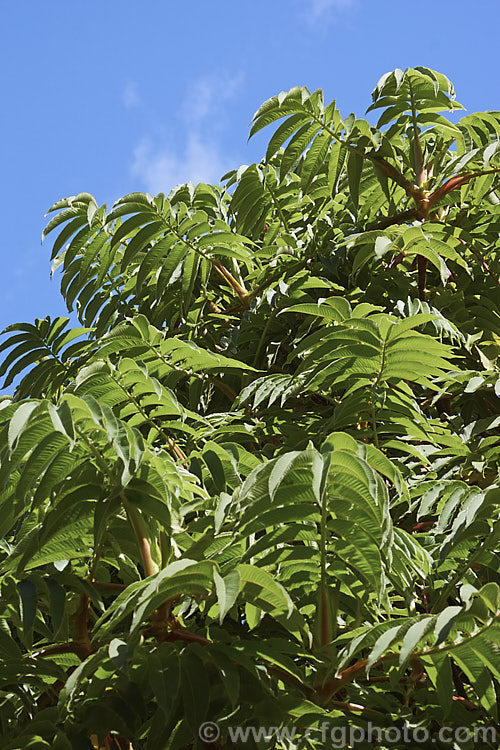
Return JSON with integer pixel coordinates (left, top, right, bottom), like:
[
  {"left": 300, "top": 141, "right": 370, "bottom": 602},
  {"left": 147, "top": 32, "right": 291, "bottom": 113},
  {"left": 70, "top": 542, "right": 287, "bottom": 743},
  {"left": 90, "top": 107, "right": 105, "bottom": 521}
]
[
  {"left": 122, "top": 81, "right": 141, "bottom": 109},
  {"left": 131, "top": 70, "right": 243, "bottom": 193},
  {"left": 182, "top": 70, "right": 243, "bottom": 126},
  {"left": 306, "top": 0, "right": 355, "bottom": 22},
  {"left": 132, "top": 133, "right": 236, "bottom": 194}
]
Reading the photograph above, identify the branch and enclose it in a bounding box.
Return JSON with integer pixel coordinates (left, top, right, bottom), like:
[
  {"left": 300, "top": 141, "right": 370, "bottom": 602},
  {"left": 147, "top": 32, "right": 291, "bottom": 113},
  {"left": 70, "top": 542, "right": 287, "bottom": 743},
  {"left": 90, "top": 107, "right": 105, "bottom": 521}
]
[
  {"left": 321, "top": 654, "right": 395, "bottom": 696},
  {"left": 163, "top": 628, "right": 210, "bottom": 645},
  {"left": 36, "top": 670, "right": 75, "bottom": 710},
  {"left": 213, "top": 379, "right": 238, "bottom": 402},
  {"left": 371, "top": 157, "right": 420, "bottom": 198},
  {"left": 33, "top": 595, "right": 96, "bottom": 663},
  {"left": 31, "top": 641, "right": 95, "bottom": 660},
  {"left": 205, "top": 299, "right": 230, "bottom": 326},
  {"left": 427, "top": 167, "right": 500, "bottom": 209},
  {"left": 143, "top": 624, "right": 211, "bottom": 646},
  {"left": 92, "top": 581, "right": 126, "bottom": 593},
  {"left": 266, "top": 666, "right": 315, "bottom": 700},
  {"left": 366, "top": 209, "right": 417, "bottom": 231},
  {"left": 453, "top": 695, "right": 480, "bottom": 711},
  {"left": 267, "top": 665, "right": 384, "bottom": 715}
]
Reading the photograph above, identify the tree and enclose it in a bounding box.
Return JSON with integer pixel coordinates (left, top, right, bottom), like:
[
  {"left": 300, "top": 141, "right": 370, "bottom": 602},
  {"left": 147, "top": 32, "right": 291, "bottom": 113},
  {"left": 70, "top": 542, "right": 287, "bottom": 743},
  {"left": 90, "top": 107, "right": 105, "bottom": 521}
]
[{"left": 0, "top": 66, "right": 499, "bottom": 749}]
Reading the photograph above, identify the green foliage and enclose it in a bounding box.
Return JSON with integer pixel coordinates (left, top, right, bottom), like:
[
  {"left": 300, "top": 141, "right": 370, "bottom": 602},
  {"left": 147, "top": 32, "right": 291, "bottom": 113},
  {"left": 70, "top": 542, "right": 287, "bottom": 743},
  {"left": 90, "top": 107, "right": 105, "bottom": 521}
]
[{"left": 1, "top": 67, "right": 500, "bottom": 749}]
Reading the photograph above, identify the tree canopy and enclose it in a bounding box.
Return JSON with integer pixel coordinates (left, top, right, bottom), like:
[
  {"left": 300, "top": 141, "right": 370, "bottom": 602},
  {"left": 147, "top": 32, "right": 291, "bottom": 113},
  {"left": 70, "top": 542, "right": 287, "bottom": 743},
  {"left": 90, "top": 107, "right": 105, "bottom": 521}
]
[{"left": 0, "top": 66, "right": 499, "bottom": 749}]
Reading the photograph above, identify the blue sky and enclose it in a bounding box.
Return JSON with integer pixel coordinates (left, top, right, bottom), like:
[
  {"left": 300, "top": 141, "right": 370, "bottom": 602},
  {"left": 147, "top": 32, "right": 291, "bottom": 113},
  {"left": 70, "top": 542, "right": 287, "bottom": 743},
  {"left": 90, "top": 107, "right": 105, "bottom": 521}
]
[{"left": 0, "top": 0, "right": 498, "bottom": 337}]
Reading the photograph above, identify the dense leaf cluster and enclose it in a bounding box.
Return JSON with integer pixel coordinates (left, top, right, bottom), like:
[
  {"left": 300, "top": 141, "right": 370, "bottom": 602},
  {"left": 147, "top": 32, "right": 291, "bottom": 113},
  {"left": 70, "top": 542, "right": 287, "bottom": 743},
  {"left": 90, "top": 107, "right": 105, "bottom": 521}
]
[{"left": 0, "top": 67, "right": 499, "bottom": 749}]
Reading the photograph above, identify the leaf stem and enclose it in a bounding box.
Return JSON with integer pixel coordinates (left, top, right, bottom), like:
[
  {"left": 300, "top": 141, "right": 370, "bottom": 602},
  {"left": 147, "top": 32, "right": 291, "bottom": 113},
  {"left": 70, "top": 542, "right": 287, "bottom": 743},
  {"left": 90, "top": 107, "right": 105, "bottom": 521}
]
[
  {"left": 408, "top": 79, "right": 425, "bottom": 186},
  {"left": 316, "top": 115, "right": 418, "bottom": 197},
  {"left": 469, "top": 244, "right": 500, "bottom": 286},
  {"left": 417, "top": 256, "right": 428, "bottom": 300},
  {"left": 370, "top": 399, "right": 379, "bottom": 448},
  {"left": 122, "top": 495, "right": 157, "bottom": 578}
]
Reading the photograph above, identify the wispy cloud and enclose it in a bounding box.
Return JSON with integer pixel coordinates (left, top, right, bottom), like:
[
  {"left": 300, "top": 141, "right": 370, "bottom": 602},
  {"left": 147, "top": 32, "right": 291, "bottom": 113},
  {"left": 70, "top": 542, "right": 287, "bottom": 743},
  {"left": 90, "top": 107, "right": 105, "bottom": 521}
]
[
  {"left": 122, "top": 81, "right": 141, "bottom": 109},
  {"left": 131, "top": 70, "right": 243, "bottom": 193},
  {"left": 306, "top": 0, "right": 355, "bottom": 23},
  {"left": 181, "top": 70, "right": 243, "bottom": 126},
  {"left": 132, "top": 133, "right": 236, "bottom": 194}
]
